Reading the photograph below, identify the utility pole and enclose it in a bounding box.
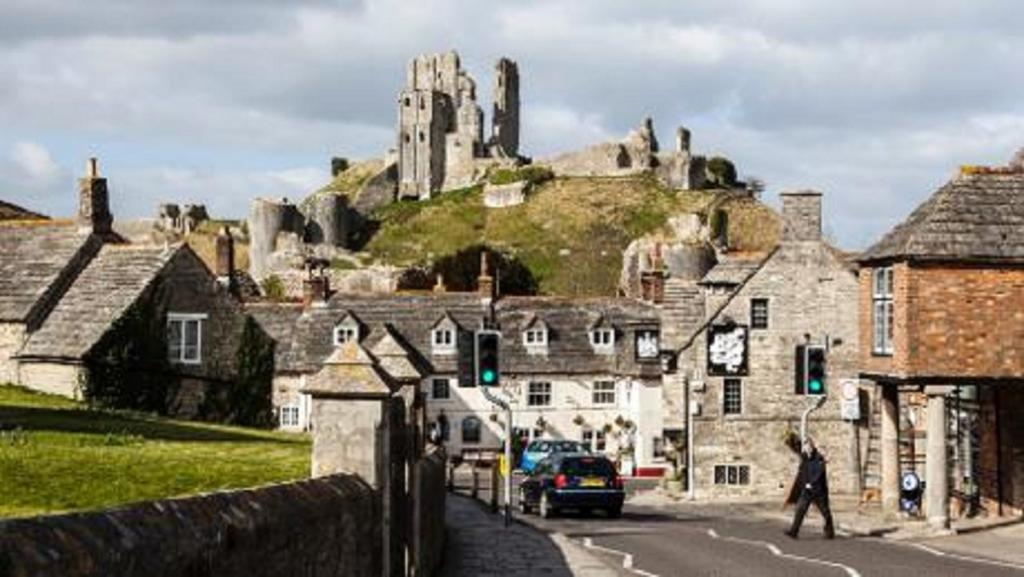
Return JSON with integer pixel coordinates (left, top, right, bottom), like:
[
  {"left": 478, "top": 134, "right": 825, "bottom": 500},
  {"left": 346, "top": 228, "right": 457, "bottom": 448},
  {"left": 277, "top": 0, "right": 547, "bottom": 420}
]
[{"left": 480, "top": 385, "right": 513, "bottom": 527}]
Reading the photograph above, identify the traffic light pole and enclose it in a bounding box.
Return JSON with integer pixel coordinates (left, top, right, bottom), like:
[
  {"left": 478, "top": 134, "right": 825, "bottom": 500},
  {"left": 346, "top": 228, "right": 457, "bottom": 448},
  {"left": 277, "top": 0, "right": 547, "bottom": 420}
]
[
  {"left": 480, "top": 385, "right": 513, "bottom": 528},
  {"left": 800, "top": 395, "right": 827, "bottom": 445}
]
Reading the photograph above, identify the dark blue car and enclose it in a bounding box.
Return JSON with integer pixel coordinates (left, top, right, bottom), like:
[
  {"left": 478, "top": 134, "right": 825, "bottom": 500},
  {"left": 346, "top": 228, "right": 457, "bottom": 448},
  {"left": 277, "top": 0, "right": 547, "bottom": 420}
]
[{"left": 518, "top": 453, "right": 624, "bottom": 519}]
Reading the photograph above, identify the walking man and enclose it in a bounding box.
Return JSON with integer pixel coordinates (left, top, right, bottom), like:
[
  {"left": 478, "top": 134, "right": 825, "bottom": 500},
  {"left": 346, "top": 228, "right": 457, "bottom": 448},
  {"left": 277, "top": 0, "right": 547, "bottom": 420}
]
[{"left": 785, "top": 438, "right": 835, "bottom": 539}]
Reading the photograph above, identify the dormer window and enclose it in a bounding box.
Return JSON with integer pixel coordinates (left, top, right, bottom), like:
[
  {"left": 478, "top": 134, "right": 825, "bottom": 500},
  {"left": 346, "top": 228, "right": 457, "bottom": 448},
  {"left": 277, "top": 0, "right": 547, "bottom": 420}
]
[
  {"left": 590, "top": 328, "right": 615, "bottom": 353},
  {"left": 523, "top": 327, "right": 548, "bottom": 346},
  {"left": 432, "top": 327, "right": 455, "bottom": 354},
  {"left": 333, "top": 314, "right": 360, "bottom": 346}
]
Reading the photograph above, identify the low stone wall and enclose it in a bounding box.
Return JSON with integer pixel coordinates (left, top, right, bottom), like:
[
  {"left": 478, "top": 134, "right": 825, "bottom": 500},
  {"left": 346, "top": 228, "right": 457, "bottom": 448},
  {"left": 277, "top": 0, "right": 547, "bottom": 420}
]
[
  {"left": 411, "top": 448, "right": 447, "bottom": 576},
  {"left": 0, "top": 475, "right": 379, "bottom": 577}
]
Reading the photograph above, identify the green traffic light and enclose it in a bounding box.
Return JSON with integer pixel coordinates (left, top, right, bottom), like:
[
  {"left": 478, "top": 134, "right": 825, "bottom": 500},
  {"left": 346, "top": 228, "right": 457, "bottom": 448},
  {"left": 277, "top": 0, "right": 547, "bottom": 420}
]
[
  {"left": 808, "top": 379, "right": 823, "bottom": 394},
  {"left": 481, "top": 369, "right": 496, "bottom": 384}
]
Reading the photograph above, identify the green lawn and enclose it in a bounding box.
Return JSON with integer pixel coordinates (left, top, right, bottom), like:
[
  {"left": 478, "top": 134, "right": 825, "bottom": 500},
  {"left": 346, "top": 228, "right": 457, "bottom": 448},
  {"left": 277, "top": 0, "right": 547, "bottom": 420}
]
[{"left": 0, "top": 384, "right": 311, "bottom": 518}]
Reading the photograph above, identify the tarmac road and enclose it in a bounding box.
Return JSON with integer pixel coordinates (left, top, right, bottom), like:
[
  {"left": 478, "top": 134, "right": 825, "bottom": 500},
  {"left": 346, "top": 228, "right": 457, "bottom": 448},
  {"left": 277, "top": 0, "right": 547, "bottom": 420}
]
[{"left": 520, "top": 502, "right": 1024, "bottom": 577}]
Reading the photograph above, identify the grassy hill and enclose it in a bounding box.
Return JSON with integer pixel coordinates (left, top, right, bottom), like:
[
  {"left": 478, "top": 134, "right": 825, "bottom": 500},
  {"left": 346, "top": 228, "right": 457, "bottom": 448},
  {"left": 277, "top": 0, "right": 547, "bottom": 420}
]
[
  {"left": 0, "top": 385, "right": 309, "bottom": 518},
  {"left": 364, "top": 173, "right": 779, "bottom": 295}
]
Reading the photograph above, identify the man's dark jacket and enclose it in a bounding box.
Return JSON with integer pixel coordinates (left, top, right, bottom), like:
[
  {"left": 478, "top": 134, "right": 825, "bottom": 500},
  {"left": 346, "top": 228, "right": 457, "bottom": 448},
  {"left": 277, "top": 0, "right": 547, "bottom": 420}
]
[{"left": 784, "top": 450, "right": 829, "bottom": 506}]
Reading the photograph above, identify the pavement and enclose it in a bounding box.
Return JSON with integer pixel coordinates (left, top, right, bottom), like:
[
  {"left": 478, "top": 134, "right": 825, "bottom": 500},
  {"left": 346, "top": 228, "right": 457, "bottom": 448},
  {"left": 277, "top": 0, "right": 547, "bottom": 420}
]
[{"left": 442, "top": 466, "right": 1024, "bottom": 576}]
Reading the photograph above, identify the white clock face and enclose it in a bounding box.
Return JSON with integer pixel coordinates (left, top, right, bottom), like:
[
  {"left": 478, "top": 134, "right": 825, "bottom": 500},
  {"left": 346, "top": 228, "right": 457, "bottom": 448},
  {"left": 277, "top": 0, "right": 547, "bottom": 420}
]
[
  {"left": 636, "top": 331, "right": 659, "bottom": 358},
  {"left": 709, "top": 327, "right": 746, "bottom": 373}
]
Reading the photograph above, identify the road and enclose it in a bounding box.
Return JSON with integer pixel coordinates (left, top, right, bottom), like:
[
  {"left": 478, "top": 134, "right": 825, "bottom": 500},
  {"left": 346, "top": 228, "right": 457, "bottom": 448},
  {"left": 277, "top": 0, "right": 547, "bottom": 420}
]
[{"left": 523, "top": 502, "right": 1024, "bottom": 577}]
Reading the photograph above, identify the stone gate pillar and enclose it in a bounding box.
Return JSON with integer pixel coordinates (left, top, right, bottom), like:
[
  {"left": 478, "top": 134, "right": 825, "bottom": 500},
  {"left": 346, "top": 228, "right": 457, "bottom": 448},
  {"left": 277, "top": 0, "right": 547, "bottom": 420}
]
[
  {"left": 925, "top": 387, "right": 951, "bottom": 530},
  {"left": 880, "top": 383, "right": 900, "bottom": 516}
]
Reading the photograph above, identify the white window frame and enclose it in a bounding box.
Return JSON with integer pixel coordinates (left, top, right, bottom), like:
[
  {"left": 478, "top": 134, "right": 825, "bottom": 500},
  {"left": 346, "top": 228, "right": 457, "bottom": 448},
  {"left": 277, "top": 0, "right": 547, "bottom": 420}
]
[
  {"left": 280, "top": 405, "right": 301, "bottom": 428},
  {"left": 872, "top": 267, "right": 894, "bottom": 355},
  {"left": 432, "top": 328, "right": 456, "bottom": 355},
  {"left": 167, "top": 313, "right": 206, "bottom": 365},
  {"left": 523, "top": 327, "right": 548, "bottom": 347},
  {"left": 527, "top": 381, "right": 552, "bottom": 407},
  {"left": 723, "top": 378, "right": 743, "bottom": 415},
  {"left": 590, "top": 328, "right": 615, "bottom": 353},
  {"left": 592, "top": 381, "right": 616, "bottom": 405},
  {"left": 713, "top": 464, "right": 751, "bottom": 486},
  {"left": 333, "top": 323, "right": 358, "bottom": 346}
]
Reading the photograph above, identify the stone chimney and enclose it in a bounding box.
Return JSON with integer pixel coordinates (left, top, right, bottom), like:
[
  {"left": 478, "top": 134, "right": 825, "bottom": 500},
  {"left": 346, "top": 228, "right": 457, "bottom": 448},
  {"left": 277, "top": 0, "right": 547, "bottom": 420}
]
[
  {"left": 215, "top": 226, "right": 237, "bottom": 295},
  {"left": 640, "top": 243, "right": 667, "bottom": 304},
  {"left": 302, "top": 259, "right": 330, "bottom": 308},
  {"left": 780, "top": 191, "right": 823, "bottom": 242},
  {"left": 477, "top": 251, "right": 494, "bottom": 299},
  {"left": 78, "top": 157, "right": 113, "bottom": 234},
  {"left": 433, "top": 273, "right": 447, "bottom": 293}
]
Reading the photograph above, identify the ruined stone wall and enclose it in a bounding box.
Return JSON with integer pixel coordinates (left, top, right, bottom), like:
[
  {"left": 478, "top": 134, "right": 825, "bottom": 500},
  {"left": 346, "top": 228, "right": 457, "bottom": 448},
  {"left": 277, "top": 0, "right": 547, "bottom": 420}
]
[
  {"left": 248, "top": 198, "right": 306, "bottom": 281},
  {"left": 491, "top": 58, "right": 520, "bottom": 157},
  {"left": 0, "top": 475, "right": 379, "bottom": 577}
]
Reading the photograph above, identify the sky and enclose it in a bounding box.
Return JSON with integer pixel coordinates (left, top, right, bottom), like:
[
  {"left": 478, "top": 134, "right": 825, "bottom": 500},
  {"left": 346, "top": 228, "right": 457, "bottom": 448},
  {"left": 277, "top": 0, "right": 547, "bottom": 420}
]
[{"left": 1, "top": 0, "right": 1023, "bottom": 249}]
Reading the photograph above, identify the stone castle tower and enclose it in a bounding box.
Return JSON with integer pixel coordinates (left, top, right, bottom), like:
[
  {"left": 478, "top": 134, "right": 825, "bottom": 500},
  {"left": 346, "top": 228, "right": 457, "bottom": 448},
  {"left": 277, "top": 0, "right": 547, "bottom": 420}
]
[{"left": 397, "top": 51, "right": 519, "bottom": 200}]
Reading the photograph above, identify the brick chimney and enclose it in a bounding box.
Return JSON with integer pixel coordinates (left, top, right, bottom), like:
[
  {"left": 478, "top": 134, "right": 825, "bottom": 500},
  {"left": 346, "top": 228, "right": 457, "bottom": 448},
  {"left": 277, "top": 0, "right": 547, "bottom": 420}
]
[
  {"left": 215, "top": 226, "right": 237, "bottom": 295},
  {"left": 78, "top": 157, "right": 113, "bottom": 234},
  {"left": 780, "top": 191, "right": 823, "bottom": 242},
  {"left": 477, "top": 251, "right": 494, "bottom": 299}
]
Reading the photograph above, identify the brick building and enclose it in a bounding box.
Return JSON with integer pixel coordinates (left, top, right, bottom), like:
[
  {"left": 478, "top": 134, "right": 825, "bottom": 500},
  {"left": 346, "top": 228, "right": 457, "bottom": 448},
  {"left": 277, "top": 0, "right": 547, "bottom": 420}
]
[
  {"left": 677, "top": 192, "right": 865, "bottom": 499},
  {"left": 859, "top": 161, "right": 1024, "bottom": 526},
  {"left": 1, "top": 160, "right": 265, "bottom": 418}
]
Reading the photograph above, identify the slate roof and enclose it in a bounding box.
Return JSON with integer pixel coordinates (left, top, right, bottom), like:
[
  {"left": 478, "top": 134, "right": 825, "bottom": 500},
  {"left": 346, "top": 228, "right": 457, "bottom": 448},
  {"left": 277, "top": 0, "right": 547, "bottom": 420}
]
[
  {"left": 246, "top": 302, "right": 304, "bottom": 370},
  {"left": 860, "top": 171, "right": 1024, "bottom": 263},
  {"left": 0, "top": 200, "right": 47, "bottom": 221},
  {"left": 496, "top": 297, "right": 661, "bottom": 378},
  {"left": 303, "top": 341, "right": 394, "bottom": 397},
  {"left": 699, "top": 256, "right": 765, "bottom": 286},
  {"left": 18, "top": 244, "right": 179, "bottom": 359},
  {"left": 0, "top": 222, "right": 97, "bottom": 323}
]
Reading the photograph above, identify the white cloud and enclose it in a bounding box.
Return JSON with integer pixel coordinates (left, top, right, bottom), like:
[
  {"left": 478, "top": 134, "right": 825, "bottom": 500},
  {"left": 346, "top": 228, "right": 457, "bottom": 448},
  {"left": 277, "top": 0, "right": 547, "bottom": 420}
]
[{"left": 9, "top": 141, "right": 62, "bottom": 182}]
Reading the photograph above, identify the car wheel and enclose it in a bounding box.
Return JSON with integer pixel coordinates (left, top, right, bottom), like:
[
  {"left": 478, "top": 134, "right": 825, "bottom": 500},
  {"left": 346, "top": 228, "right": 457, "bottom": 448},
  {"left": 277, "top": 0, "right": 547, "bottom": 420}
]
[
  {"left": 607, "top": 506, "right": 622, "bottom": 519},
  {"left": 540, "top": 493, "right": 556, "bottom": 519}
]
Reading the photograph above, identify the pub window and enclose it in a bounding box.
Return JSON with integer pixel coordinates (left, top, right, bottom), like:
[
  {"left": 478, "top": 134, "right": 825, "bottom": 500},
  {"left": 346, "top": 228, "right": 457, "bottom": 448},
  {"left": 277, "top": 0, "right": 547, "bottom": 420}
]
[
  {"left": 714, "top": 464, "right": 751, "bottom": 485},
  {"left": 592, "top": 381, "right": 616, "bottom": 405},
  {"left": 431, "top": 378, "right": 450, "bottom": 400},
  {"left": 723, "top": 378, "right": 743, "bottom": 415},
  {"left": 527, "top": 382, "right": 552, "bottom": 407},
  {"left": 872, "top": 267, "right": 894, "bottom": 355},
  {"left": 750, "top": 298, "right": 769, "bottom": 330},
  {"left": 461, "top": 417, "right": 481, "bottom": 444}
]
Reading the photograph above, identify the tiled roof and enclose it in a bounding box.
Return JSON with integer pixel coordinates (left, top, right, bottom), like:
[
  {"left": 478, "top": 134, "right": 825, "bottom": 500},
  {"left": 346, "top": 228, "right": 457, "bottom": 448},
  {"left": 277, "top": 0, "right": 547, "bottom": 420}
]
[
  {"left": 495, "top": 297, "right": 661, "bottom": 377},
  {"left": 0, "top": 222, "right": 97, "bottom": 323},
  {"left": 18, "top": 244, "right": 179, "bottom": 359},
  {"left": 0, "top": 200, "right": 47, "bottom": 221},
  {"left": 246, "top": 302, "right": 304, "bottom": 370},
  {"left": 861, "top": 172, "right": 1024, "bottom": 263}
]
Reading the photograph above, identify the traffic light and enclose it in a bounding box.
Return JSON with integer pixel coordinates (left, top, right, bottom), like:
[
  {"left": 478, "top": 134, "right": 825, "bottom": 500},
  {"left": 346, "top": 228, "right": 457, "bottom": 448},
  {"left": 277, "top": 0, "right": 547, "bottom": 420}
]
[
  {"left": 475, "top": 330, "right": 501, "bottom": 386},
  {"left": 805, "top": 345, "right": 826, "bottom": 396}
]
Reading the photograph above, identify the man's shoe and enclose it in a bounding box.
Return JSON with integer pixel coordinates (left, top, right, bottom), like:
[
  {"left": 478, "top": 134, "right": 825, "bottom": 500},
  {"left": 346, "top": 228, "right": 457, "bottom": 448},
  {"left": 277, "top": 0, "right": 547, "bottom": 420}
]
[
  {"left": 784, "top": 530, "right": 798, "bottom": 539},
  {"left": 825, "top": 532, "right": 835, "bottom": 540}
]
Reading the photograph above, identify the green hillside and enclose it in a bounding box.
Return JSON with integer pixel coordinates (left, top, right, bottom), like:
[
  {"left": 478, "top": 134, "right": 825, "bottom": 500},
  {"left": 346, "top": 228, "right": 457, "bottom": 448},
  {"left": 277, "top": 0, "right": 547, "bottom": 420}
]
[{"left": 363, "top": 173, "right": 779, "bottom": 296}]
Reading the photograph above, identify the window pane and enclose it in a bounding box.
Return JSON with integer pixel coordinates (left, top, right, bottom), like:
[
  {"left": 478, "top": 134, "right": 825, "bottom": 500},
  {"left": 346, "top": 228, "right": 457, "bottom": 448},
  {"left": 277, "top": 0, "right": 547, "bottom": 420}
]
[
  {"left": 432, "top": 379, "right": 449, "bottom": 399},
  {"left": 885, "top": 301, "right": 894, "bottom": 352},
  {"left": 183, "top": 320, "right": 200, "bottom": 361},
  {"left": 723, "top": 379, "right": 742, "bottom": 415},
  {"left": 714, "top": 465, "right": 726, "bottom": 484},
  {"left": 727, "top": 466, "right": 738, "bottom": 485},
  {"left": 739, "top": 466, "right": 750, "bottom": 485},
  {"left": 462, "top": 417, "right": 481, "bottom": 443},
  {"left": 167, "top": 320, "right": 182, "bottom": 361}
]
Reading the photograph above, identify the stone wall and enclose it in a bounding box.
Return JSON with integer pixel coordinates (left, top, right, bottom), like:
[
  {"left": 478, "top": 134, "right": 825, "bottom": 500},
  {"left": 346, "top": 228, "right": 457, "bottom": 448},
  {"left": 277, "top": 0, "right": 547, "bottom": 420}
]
[
  {"left": 0, "top": 322, "right": 26, "bottom": 384},
  {"left": 16, "top": 361, "right": 82, "bottom": 398},
  {"left": 0, "top": 475, "right": 380, "bottom": 577},
  {"left": 411, "top": 449, "right": 447, "bottom": 576}
]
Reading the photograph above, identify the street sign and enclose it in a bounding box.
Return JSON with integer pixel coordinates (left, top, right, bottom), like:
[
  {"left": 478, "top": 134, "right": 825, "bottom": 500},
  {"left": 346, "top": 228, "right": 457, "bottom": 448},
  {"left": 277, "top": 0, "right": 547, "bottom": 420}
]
[{"left": 839, "top": 379, "right": 860, "bottom": 420}]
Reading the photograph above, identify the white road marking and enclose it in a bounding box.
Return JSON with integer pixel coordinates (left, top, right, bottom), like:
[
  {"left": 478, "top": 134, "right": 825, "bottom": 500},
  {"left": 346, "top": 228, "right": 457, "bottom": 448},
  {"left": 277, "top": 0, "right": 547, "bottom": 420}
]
[
  {"left": 705, "top": 527, "right": 862, "bottom": 577},
  {"left": 909, "top": 542, "right": 1024, "bottom": 572},
  {"left": 581, "top": 537, "right": 661, "bottom": 577}
]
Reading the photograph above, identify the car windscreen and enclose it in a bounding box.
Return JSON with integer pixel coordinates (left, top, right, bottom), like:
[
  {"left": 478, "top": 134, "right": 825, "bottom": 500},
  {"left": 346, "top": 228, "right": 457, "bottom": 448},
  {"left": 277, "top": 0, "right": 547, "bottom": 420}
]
[
  {"left": 551, "top": 441, "right": 585, "bottom": 453},
  {"left": 560, "top": 457, "right": 615, "bottom": 477},
  {"left": 527, "top": 441, "right": 552, "bottom": 452}
]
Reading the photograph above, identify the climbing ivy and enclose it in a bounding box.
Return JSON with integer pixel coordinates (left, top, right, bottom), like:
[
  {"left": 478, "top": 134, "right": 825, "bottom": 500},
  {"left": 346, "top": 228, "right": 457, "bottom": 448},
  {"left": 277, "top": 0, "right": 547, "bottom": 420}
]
[{"left": 226, "top": 316, "right": 275, "bottom": 426}]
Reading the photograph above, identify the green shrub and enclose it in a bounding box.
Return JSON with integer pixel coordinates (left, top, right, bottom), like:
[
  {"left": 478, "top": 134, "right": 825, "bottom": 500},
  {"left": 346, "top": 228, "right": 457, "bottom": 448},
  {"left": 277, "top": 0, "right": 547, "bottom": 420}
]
[
  {"left": 488, "top": 166, "right": 554, "bottom": 187},
  {"left": 260, "top": 275, "right": 286, "bottom": 301}
]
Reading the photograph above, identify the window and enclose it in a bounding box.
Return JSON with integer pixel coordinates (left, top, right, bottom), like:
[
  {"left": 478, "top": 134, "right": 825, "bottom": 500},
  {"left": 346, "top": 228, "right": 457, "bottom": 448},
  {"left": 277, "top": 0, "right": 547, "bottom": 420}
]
[
  {"left": 590, "top": 328, "right": 615, "bottom": 352},
  {"left": 431, "top": 378, "right": 450, "bottom": 400},
  {"left": 333, "top": 326, "right": 357, "bottom": 346},
  {"left": 723, "top": 378, "right": 743, "bottom": 415},
  {"left": 403, "top": 96, "right": 410, "bottom": 107},
  {"left": 527, "top": 382, "right": 552, "bottom": 407},
  {"left": 280, "top": 405, "right": 300, "bottom": 428},
  {"left": 872, "top": 267, "right": 894, "bottom": 355},
  {"left": 751, "top": 298, "right": 769, "bottom": 330},
  {"left": 167, "top": 314, "right": 204, "bottom": 364},
  {"left": 592, "top": 381, "right": 616, "bottom": 405},
  {"left": 714, "top": 464, "right": 751, "bottom": 486},
  {"left": 581, "top": 429, "right": 606, "bottom": 452},
  {"left": 461, "top": 417, "right": 481, "bottom": 444},
  {"left": 432, "top": 328, "right": 455, "bottom": 354},
  {"left": 523, "top": 328, "right": 548, "bottom": 347}
]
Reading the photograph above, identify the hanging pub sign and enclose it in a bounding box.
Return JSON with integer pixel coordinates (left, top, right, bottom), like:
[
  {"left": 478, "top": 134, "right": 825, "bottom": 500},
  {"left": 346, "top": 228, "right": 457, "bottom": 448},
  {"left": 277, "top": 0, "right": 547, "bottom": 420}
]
[{"left": 707, "top": 322, "right": 748, "bottom": 376}]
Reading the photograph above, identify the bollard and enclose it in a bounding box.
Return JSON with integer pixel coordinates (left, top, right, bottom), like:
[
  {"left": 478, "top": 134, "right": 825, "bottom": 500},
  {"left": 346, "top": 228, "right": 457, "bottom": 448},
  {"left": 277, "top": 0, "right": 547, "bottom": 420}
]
[
  {"left": 471, "top": 469, "right": 479, "bottom": 499},
  {"left": 490, "top": 461, "right": 499, "bottom": 513}
]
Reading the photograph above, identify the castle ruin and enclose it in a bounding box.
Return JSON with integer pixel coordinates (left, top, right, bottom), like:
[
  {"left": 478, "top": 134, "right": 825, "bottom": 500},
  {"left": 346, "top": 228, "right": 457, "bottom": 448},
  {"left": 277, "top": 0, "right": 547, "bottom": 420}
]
[{"left": 397, "top": 51, "right": 520, "bottom": 199}]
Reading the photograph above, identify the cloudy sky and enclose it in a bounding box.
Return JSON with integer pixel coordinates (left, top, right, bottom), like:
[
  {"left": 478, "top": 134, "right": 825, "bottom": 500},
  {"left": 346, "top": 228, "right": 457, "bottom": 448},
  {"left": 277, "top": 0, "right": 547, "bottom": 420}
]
[{"left": 1, "top": 0, "right": 1022, "bottom": 248}]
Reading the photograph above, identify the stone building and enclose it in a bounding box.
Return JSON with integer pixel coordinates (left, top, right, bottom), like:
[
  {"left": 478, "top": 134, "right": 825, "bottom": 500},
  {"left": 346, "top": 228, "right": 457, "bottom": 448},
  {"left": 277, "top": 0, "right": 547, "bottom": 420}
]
[
  {"left": 397, "top": 51, "right": 520, "bottom": 199},
  {"left": 675, "top": 192, "right": 864, "bottom": 499},
  {"left": 249, "top": 261, "right": 670, "bottom": 473},
  {"left": 859, "top": 160, "right": 1024, "bottom": 526},
  {"left": 0, "top": 160, "right": 266, "bottom": 418}
]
